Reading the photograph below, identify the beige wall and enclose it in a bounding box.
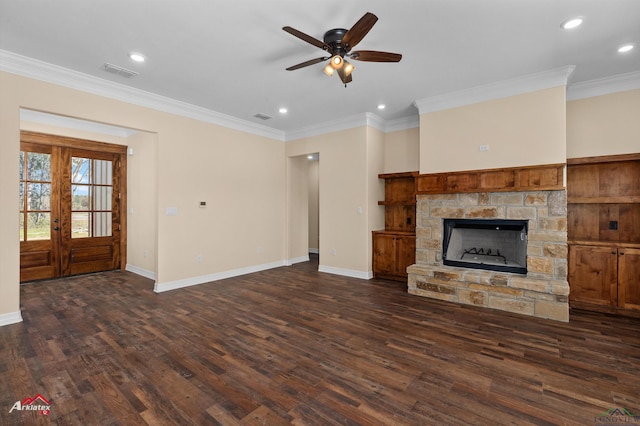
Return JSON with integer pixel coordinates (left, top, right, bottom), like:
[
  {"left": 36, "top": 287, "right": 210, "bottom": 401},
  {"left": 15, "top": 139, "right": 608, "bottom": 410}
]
[
  {"left": 286, "top": 126, "right": 384, "bottom": 277},
  {"left": 0, "top": 71, "right": 22, "bottom": 318},
  {"left": 384, "top": 127, "right": 419, "bottom": 173},
  {"left": 367, "top": 126, "right": 386, "bottom": 264},
  {"left": 567, "top": 89, "right": 640, "bottom": 159},
  {"left": 0, "top": 71, "right": 286, "bottom": 319},
  {"left": 420, "top": 86, "right": 567, "bottom": 173},
  {"left": 126, "top": 131, "right": 158, "bottom": 276}
]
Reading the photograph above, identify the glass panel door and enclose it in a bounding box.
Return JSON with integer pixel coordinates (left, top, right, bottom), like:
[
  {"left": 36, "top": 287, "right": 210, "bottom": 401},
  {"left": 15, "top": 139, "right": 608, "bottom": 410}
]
[
  {"left": 19, "top": 133, "right": 125, "bottom": 282},
  {"left": 19, "top": 143, "right": 61, "bottom": 281}
]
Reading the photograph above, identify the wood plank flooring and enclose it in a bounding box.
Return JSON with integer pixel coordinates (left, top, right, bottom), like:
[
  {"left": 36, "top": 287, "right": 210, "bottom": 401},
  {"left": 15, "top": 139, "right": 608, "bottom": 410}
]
[{"left": 1, "top": 255, "right": 639, "bottom": 425}]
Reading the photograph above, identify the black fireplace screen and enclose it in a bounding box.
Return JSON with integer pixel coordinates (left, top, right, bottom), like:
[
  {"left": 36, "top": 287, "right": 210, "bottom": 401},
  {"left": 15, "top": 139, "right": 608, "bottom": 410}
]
[{"left": 442, "top": 219, "right": 528, "bottom": 274}]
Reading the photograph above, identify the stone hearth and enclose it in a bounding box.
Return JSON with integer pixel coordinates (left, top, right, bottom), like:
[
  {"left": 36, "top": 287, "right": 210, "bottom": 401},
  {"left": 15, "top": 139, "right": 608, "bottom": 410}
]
[{"left": 407, "top": 190, "right": 570, "bottom": 321}]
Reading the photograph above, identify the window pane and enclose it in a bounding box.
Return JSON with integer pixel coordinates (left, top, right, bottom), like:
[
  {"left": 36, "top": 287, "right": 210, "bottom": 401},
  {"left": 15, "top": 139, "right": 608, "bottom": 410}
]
[
  {"left": 72, "top": 212, "right": 90, "bottom": 238},
  {"left": 19, "top": 182, "right": 24, "bottom": 210},
  {"left": 93, "top": 212, "right": 112, "bottom": 237},
  {"left": 26, "top": 152, "right": 51, "bottom": 181},
  {"left": 93, "top": 160, "right": 112, "bottom": 185},
  {"left": 93, "top": 186, "right": 112, "bottom": 210},
  {"left": 26, "top": 212, "right": 50, "bottom": 240},
  {"left": 19, "top": 151, "right": 24, "bottom": 180},
  {"left": 27, "top": 183, "right": 51, "bottom": 211},
  {"left": 19, "top": 213, "right": 25, "bottom": 241},
  {"left": 72, "top": 157, "right": 91, "bottom": 184},
  {"left": 72, "top": 185, "right": 91, "bottom": 210}
]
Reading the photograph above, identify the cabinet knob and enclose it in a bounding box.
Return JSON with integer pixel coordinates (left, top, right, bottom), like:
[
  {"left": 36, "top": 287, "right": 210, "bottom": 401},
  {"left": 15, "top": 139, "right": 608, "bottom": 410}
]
[{"left": 620, "top": 252, "right": 625, "bottom": 256}]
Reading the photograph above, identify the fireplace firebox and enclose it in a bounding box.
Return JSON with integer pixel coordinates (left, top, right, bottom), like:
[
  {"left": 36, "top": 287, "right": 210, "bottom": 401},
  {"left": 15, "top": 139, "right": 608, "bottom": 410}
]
[{"left": 442, "top": 219, "right": 528, "bottom": 274}]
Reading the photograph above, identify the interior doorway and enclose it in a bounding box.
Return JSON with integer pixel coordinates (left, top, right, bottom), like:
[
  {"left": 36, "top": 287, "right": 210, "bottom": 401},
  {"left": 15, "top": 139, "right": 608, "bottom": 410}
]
[
  {"left": 19, "top": 131, "right": 126, "bottom": 282},
  {"left": 307, "top": 153, "right": 320, "bottom": 257}
]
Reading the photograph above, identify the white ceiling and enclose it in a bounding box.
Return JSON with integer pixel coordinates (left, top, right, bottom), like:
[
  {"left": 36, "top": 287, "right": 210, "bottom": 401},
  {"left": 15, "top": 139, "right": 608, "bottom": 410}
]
[{"left": 1, "top": 0, "right": 639, "bottom": 136}]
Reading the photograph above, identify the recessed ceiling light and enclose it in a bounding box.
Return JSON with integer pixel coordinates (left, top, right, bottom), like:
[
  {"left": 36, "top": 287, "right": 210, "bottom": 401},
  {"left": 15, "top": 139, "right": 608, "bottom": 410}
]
[
  {"left": 128, "top": 52, "right": 146, "bottom": 63},
  {"left": 618, "top": 44, "right": 634, "bottom": 53},
  {"left": 279, "top": 107, "right": 288, "bottom": 114},
  {"left": 561, "top": 17, "right": 583, "bottom": 30},
  {"left": 307, "top": 155, "right": 313, "bottom": 160},
  {"left": 377, "top": 104, "right": 386, "bottom": 110}
]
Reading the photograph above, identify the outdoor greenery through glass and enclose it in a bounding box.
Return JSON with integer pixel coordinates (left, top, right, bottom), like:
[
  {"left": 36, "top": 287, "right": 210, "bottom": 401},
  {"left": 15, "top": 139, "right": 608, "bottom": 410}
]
[
  {"left": 19, "top": 151, "right": 114, "bottom": 240},
  {"left": 19, "top": 151, "right": 52, "bottom": 241},
  {"left": 71, "top": 157, "right": 113, "bottom": 238}
]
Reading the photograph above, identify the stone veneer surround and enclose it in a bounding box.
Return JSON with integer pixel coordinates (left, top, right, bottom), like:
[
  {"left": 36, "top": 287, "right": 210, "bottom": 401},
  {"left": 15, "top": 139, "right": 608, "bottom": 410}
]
[{"left": 407, "top": 190, "right": 570, "bottom": 321}]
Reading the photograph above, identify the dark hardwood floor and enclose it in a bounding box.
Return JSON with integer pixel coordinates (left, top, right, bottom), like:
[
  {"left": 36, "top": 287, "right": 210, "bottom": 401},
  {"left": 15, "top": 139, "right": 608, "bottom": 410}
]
[{"left": 1, "top": 255, "right": 639, "bottom": 425}]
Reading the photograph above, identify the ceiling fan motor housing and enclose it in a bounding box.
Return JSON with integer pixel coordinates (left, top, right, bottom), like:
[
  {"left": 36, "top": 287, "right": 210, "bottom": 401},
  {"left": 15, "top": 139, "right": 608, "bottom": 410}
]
[{"left": 323, "top": 28, "right": 349, "bottom": 56}]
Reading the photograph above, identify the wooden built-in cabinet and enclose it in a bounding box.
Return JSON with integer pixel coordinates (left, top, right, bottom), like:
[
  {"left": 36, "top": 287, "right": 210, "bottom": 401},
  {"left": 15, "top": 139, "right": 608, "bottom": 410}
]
[
  {"left": 373, "top": 172, "right": 418, "bottom": 282},
  {"left": 373, "top": 231, "right": 416, "bottom": 281},
  {"left": 568, "top": 154, "right": 640, "bottom": 314}
]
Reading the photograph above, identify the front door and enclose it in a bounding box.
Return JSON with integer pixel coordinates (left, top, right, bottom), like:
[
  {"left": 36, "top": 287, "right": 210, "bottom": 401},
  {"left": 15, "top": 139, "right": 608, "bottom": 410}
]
[{"left": 19, "top": 132, "right": 126, "bottom": 282}]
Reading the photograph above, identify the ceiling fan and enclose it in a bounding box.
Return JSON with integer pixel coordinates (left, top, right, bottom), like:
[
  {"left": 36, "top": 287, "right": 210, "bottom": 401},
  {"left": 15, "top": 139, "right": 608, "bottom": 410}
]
[{"left": 283, "top": 12, "right": 402, "bottom": 86}]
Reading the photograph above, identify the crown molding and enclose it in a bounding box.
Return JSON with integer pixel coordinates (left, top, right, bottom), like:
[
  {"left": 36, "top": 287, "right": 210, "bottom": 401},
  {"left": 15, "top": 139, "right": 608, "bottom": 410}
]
[
  {"left": 414, "top": 65, "right": 576, "bottom": 115},
  {"left": 0, "top": 49, "right": 286, "bottom": 141},
  {"left": 566, "top": 71, "right": 640, "bottom": 101}
]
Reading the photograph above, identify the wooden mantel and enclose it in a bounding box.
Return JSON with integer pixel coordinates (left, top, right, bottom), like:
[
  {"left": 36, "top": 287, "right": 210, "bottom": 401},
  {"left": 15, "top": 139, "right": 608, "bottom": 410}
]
[{"left": 416, "top": 164, "right": 565, "bottom": 194}]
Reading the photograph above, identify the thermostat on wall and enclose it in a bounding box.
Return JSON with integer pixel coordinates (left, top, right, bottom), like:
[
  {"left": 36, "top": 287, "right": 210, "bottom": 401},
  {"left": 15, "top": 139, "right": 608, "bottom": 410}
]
[{"left": 199, "top": 201, "right": 207, "bottom": 208}]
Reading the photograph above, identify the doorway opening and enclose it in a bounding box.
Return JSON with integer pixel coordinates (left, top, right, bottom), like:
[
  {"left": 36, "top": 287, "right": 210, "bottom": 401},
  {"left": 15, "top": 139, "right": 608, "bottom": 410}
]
[
  {"left": 307, "top": 153, "right": 320, "bottom": 258},
  {"left": 19, "top": 131, "right": 127, "bottom": 282}
]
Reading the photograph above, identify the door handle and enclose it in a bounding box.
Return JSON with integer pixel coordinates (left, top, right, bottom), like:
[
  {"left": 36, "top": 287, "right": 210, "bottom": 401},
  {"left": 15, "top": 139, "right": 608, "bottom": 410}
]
[{"left": 53, "top": 227, "right": 60, "bottom": 231}]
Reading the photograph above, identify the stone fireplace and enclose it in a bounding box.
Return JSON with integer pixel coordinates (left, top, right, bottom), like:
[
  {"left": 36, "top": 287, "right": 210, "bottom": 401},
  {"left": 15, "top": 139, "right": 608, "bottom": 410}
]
[{"left": 407, "top": 166, "right": 570, "bottom": 321}]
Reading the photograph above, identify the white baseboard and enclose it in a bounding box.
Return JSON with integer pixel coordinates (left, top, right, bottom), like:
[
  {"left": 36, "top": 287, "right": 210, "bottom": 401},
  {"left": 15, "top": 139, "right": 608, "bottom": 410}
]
[
  {"left": 154, "top": 260, "right": 286, "bottom": 293},
  {"left": 308, "top": 248, "right": 319, "bottom": 254},
  {"left": 126, "top": 264, "right": 156, "bottom": 280},
  {"left": 318, "top": 265, "right": 372, "bottom": 280},
  {"left": 0, "top": 311, "right": 23, "bottom": 327},
  {"left": 286, "top": 255, "right": 310, "bottom": 266}
]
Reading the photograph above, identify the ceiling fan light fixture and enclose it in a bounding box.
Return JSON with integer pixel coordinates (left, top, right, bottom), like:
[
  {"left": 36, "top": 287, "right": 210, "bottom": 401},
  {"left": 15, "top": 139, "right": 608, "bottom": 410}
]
[
  {"left": 323, "top": 64, "right": 335, "bottom": 76},
  {"left": 343, "top": 60, "right": 355, "bottom": 76},
  {"left": 331, "top": 55, "right": 344, "bottom": 69}
]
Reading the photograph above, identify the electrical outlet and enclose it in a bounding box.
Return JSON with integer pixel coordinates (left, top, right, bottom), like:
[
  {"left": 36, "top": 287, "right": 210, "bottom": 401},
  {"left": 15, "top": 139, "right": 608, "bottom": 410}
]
[
  {"left": 196, "top": 255, "right": 203, "bottom": 263},
  {"left": 332, "top": 248, "right": 337, "bottom": 256},
  {"left": 479, "top": 144, "right": 490, "bottom": 152}
]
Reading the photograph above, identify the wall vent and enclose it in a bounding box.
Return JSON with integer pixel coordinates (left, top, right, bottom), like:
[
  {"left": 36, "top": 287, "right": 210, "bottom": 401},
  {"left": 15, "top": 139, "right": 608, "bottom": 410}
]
[
  {"left": 102, "top": 63, "right": 139, "bottom": 79},
  {"left": 253, "top": 113, "right": 272, "bottom": 120}
]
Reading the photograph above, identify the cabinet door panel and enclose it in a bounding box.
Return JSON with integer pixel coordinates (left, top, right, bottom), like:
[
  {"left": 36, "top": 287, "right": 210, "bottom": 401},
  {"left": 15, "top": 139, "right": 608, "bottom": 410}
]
[
  {"left": 569, "top": 245, "right": 617, "bottom": 307},
  {"left": 618, "top": 248, "right": 640, "bottom": 310},
  {"left": 373, "top": 233, "right": 396, "bottom": 277},
  {"left": 395, "top": 235, "right": 416, "bottom": 278}
]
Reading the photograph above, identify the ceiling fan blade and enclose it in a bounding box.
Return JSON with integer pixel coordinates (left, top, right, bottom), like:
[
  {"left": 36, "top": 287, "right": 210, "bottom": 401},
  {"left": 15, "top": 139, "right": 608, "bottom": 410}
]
[
  {"left": 283, "top": 26, "right": 330, "bottom": 51},
  {"left": 350, "top": 50, "right": 402, "bottom": 62},
  {"left": 342, "top": 12, "right": 378, "bottom": 49},
  {"left": 337, "top": 67, "right": 353, "bottom": 85},
  {"left": 286, "top": 57, "right": 328, "bottom": 71}
]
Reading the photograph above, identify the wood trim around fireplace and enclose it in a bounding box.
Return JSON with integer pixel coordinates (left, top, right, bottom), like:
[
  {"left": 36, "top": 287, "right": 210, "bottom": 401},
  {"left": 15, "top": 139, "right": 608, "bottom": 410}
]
[{"left": 416, "top": 164, "right": 565, "bottom": 194}]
